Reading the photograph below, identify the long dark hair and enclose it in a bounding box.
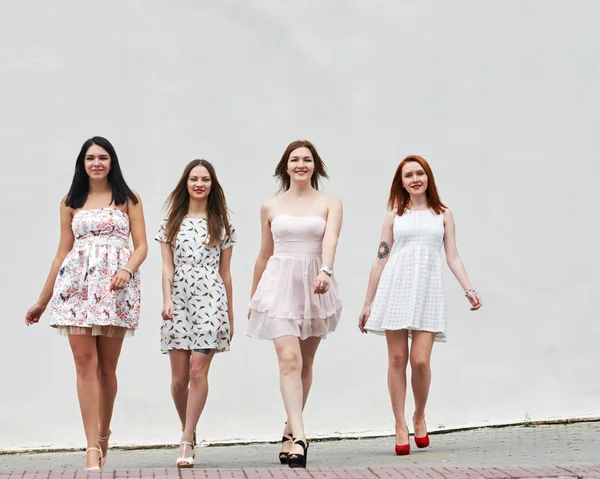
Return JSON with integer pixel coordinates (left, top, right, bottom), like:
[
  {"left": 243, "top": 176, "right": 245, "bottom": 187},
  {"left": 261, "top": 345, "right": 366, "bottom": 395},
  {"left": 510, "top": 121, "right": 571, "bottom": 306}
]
[
  {"left": 388, "top": 155, "right": 446, "bottom": 216},
  {"left": 164, "top": 159, "right": 231, "bottom": 248},
  {"left": 274, "top": 140, "right": 329, "bottom": 192},
  {"left": 64, "top": 136, "right": 138, "bottom": 209}
]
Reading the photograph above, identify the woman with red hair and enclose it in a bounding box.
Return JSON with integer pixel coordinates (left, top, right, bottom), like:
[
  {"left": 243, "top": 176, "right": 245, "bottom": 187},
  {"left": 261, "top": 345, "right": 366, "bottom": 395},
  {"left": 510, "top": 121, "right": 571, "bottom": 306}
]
[{"left": 358, "top": 155, "right": 482, "bottom": 456}]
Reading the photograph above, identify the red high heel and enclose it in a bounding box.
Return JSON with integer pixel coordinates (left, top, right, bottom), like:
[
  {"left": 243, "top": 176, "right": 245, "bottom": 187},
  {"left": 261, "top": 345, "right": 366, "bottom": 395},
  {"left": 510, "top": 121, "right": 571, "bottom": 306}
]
[
  {"left": 394, "top": 427, "right": 410, "bottom": 456},
  {"left": 413, "top": 416, "right": 430, "bottom": 448},
  {"left": 414, "top": 434, "right": 430, "bottom": 448}
]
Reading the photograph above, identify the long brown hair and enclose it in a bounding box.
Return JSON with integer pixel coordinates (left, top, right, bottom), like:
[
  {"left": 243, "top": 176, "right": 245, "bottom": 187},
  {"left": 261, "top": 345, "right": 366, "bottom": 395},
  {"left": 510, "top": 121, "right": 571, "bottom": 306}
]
[
  {"left": 274, "top": 140, "right": 329, "bottom": 192},
  {"left": 388, "top": 155, "right": 447, "bottom": 216},
  {"left": 164, "top": 159, "right": 231, "bottom": 247}
]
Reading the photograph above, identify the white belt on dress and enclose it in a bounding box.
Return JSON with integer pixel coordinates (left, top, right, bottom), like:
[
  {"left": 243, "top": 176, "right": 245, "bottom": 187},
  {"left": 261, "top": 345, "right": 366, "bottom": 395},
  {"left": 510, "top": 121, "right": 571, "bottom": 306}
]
[{"left": 73, "top": 237, "right": 129, "bottom": 292}]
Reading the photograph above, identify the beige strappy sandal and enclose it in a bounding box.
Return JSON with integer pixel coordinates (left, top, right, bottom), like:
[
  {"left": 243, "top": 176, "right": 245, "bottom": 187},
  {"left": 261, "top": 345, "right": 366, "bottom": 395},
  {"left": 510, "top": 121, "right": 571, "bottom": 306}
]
[
  {"left": 176, "top": 441, "right": 195, "bottom": 468},
  {"left": 85, "top": 446, "right": 103, "bottom": 471},
  {"left": 98, "top": 431, "right": 111, "bottom": 468}
]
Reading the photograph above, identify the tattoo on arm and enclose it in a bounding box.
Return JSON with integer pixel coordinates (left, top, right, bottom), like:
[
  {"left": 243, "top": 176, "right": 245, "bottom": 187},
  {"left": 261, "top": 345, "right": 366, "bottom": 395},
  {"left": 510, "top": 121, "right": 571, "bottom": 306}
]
[{"left": 377, "top": 241, "right": 390, "bottom": 259}]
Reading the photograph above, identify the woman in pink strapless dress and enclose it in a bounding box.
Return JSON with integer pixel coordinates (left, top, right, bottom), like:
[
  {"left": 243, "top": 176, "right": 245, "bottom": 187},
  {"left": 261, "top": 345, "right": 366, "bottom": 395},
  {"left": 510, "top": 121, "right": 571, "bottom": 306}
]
[{"left": 248, "top": 140, "right": 343, "bottom": 468}]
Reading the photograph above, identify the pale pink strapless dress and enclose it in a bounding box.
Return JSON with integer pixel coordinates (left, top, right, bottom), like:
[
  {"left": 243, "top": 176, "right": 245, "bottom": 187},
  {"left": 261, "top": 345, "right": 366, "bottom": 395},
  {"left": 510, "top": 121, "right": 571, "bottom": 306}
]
[{"left": 247, "top": 214, "right": 342, "bottom": 340}]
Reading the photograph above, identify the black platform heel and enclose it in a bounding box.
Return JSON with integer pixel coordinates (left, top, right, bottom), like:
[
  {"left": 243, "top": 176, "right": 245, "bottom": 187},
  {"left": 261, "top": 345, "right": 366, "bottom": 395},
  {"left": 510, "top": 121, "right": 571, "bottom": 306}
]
[
  {"left": 288, "top": 439, "right": 309, "bottom": 468},
  {"left": 279, "top": 433, "right": 294, "bottom": 464}
]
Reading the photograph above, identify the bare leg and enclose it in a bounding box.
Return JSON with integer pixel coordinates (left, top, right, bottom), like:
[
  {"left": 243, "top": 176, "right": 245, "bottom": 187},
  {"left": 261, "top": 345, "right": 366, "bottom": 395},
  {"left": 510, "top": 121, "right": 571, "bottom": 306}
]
[
  {"left": 68, "top": 334, "right": 101, "bottom": 469},
  {"left": 180, "top": 351, "right": 215, "bottom": 454},
  {"left": 96, "top": 335, "right": 125, "bottom": 460},
  {"left": 410, "top": 331, "right": 435, "bottom": 437},
  {"left": 169, "top": 350, "right": 192, "bottom": 430},
  {"left": 385, "top": 330, "right": 409, "bottom": 445},
  {"left": 274, "top": 336, "right": 305, "bottom": 443},
  {"left": 282, "top": 337, "right": 321, "bottom": 437},
  {"left": 280, "top": 335, "right": 321, "bottom": 459},
  {"left": 299, "top": 336, "right": 321, "bottom": 409}
]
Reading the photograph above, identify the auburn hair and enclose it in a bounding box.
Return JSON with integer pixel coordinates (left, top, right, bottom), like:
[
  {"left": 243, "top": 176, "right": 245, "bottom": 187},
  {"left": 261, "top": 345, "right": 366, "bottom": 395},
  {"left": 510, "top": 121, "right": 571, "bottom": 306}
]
[
  {"left": 164, "top": 159, "right": 231, "bottom": 248},
  {"left": 388, "top": 155, "right": 446, "bottom": 215},
  {"left": 274, "top": 140, "right": 329, "bottom": 192}
]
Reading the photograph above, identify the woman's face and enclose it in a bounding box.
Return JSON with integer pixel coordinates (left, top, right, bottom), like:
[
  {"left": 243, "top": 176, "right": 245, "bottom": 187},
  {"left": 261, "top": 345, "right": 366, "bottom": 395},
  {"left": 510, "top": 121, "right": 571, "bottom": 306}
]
[
  {"left": 84, "top": 144, "right": 111, "bottom": 181},
  {"left": 402, "top": 161, "right": 428, "bottom": 195},
  {"left": 287, "top": 147, "right": 315, "bottom": 184},
  {"left": 188, "top": 165, "right": 212, "bottom": 201}
]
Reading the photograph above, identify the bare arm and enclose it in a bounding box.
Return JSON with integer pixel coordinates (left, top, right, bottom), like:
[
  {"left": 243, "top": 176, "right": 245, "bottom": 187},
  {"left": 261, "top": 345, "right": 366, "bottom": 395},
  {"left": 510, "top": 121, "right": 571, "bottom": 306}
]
[
  {"left": 249, "top": 203, "right": 274, "bottom": 301},
  {"left": 110, "top": 193, "right": 148, "bottom": 291},
  {"left": 321, "top": 196, "right": 343, "bottom": 271},
  {"left": 358, "top": 210, "right": 395, "bottom": 332},
  {"left": 443, "top": 209, "right": 482, "bottom": 310},
  {"left": 159, "top": 241, "right": 175, "bottom": 319},
  {"left": 25, "top": 200, "right": 75, "bottom": 324},
  {"left": 219, "top": 245, "right": 234, "bottom": 336},
  {"left": 125, "top": 193, "right": 148, "bottom": 272},
  {"left": 363, "top": 210, "right": 395, "bottom": 307}
]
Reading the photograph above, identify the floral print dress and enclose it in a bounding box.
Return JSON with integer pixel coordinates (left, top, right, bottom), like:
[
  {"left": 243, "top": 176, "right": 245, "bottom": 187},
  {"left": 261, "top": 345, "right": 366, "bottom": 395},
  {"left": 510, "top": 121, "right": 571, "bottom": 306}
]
[
  {"left": 155, "top": 217, "right": 237, "bottom": 353},
  {"left": 50, "top": 208, "right": 141, "bottom": 336}
]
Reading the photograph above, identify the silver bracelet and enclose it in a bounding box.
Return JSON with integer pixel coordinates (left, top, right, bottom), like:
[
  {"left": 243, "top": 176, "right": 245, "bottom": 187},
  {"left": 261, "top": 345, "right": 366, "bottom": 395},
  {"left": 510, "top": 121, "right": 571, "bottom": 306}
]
[
  {"left": 465, "top": 288, "right": 476, "bottom": 296},
  {"left": 320, "top": 266, "right": 333, "bottom": 277},
  {"left": 122, "top": 267, "right": 134, "bottom": 280}
]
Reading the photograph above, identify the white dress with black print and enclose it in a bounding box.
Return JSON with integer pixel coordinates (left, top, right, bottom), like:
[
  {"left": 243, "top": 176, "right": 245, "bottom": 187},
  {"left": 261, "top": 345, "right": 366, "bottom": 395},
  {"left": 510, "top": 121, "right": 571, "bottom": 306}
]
[{"left": 155, "top": 217, "right": 237, "bottom": 353}]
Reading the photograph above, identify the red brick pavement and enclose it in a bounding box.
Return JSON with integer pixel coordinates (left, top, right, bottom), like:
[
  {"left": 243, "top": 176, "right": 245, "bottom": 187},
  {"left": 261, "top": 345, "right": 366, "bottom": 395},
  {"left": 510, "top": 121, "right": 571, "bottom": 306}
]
[{"left": 2, "top": 466, "right": 600, "bottom": 479}]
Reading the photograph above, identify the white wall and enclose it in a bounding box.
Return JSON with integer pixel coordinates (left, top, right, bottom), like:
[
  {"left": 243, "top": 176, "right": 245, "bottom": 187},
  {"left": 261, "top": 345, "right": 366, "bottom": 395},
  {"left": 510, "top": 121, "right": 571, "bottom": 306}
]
[{"left": 1, "top": 0, "right": 599, "bottom": 451}]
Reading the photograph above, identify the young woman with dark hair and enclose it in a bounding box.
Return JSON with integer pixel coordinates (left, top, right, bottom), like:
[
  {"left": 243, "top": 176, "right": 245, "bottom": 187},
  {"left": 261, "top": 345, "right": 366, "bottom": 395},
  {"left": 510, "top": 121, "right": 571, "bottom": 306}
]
[
  {"left": 359, "top": 155, "right": 482, "bottom": 456},
  {"left": 156, "top": 159, "right": 236, "bottom": 468},
  {"left": 248, "top": 140, "right": 343, "bottom": 468},
  {"left": 25, "top": 136, "right": 147, "bottom": 470}
]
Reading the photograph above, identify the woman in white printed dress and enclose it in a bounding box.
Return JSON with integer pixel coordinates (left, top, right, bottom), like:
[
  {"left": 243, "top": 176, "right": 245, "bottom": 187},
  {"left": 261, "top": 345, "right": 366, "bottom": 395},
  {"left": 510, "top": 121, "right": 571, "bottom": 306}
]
[
  {"left": 248, "top": 140, "right": 343, "bottom": 468},
  {"left": 358, "top": 155, "right": 482, "bottom": 456},
  {"left": 25, "top": 136, "right": 148, "bottom": 470},
  {"left": 156, "top": 159, "right": 236, "bottom": 468}
]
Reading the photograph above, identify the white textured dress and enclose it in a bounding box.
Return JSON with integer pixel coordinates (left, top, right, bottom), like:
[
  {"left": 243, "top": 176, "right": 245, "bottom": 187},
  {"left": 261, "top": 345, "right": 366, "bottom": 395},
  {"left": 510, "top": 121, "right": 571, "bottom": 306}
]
[{"left": 365, "top": 209, "right": 447, "bottom": 341}]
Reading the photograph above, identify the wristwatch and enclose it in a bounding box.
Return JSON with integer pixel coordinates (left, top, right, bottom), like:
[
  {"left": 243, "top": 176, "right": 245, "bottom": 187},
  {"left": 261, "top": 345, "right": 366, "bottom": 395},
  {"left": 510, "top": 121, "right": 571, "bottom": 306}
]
[{"left": 320, "top": 266, "right": 333, "bottom": 277}]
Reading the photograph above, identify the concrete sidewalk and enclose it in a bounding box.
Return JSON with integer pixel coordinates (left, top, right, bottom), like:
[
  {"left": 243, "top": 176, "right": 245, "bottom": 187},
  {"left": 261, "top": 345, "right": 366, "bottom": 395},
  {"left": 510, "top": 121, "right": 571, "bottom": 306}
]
[{"left": 1, "top": 422, "right": 598, "bottom": 478}]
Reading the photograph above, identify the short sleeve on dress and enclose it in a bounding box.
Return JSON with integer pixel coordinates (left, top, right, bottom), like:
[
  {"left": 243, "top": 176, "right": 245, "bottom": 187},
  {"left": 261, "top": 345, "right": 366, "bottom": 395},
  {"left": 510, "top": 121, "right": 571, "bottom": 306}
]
[
  {"left": 155, "top": 218, "right": 169, "bottom": 243},
  {"left": 220, "top": 222, "right": 238, "bottom": 250}
]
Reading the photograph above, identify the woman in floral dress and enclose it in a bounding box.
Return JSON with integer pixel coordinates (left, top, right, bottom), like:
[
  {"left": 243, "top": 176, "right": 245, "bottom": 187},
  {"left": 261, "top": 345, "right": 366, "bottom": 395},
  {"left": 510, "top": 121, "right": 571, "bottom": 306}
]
[
  {"left": 25, "top": 136, "right": 148, "bottom": 470},
  {"left": 156, "top": 159, "right": 236, "bottom": 468}
]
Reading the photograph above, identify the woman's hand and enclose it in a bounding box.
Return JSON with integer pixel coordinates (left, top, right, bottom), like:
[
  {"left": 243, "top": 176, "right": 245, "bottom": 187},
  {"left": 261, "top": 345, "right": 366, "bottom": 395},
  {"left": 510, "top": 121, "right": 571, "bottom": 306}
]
[
  {"left": 162, "top": 300, "right": 174, "bottom": 320},
  {"left": 466, "top": 290, "right": 482, "bottom": 310},
  {"left": 229, "top": 315, "right": 234, "bottom": 341},
  {"left": 110, "top": 270, "right": 131, "bottom": 291},
  {"left": 25, "top": 302, "right": 47, "bottom": 326},
  {"left": 358, "top": 305, "right": 371, "bottom": 333},
  {"left": 314, "top": 270, "right": 331, "bottom": 294}
]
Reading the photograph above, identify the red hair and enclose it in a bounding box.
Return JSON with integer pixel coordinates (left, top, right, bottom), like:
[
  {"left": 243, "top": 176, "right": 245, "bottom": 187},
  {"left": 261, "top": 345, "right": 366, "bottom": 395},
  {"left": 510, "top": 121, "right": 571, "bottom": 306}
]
[{"left": 388, "top": 155, "right": 446, "bottom": 216}]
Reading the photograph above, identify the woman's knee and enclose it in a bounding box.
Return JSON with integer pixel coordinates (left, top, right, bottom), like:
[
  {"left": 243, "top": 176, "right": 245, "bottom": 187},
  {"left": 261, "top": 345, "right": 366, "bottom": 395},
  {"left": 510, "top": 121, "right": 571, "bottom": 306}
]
[
  {"left": 189, "top": 359, "right": 211, "bottom": 383},
  {"left": 388, "top": 350, "right": 408, "bottom": 370},
  {"left": 278, "top": 349, "right": 302, "bottom": 376},
  {"left": 73, "top": 350, "right": 98, "bottom": 375},
  {"left": 410, "top": 355, "right": 430, "bottom": 372}
]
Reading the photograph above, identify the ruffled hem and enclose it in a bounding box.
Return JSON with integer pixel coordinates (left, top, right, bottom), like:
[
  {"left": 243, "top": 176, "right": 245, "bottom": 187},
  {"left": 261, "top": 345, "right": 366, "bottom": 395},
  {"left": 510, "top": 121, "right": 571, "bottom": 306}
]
[
  {"left": 53, "top": 325, "right": 135, "bottom": 338},
  {"left": 249, "top": 255, "right": 342, "bottom": 320},
  {"left": 246, "top": 307, "right": 342, "bottom": 340}
]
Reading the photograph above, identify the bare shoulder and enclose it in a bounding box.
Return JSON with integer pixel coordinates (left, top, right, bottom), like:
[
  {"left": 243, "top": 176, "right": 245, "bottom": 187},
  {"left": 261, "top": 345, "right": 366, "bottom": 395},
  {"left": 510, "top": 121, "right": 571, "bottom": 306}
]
[
  {"left": 442, "top": 207, "right": 454, "bottom": 223},
  {"left": 384, "top": 209, "right": 397, "bottom": 225},
  {"left": 260, "top": 196, "right": 279, "bottom": 218},
  {"left": 131, "top": 191, "right": 143, "bottom": 205},
  {"left": 323, "top": 193, "right": 342, "bottom": 210},
  {"left": 60, "top": 197, "right": 74, "bottom": 217},
  {"left": 125, "top": 191, "right": 143, "bottom": 214}
]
